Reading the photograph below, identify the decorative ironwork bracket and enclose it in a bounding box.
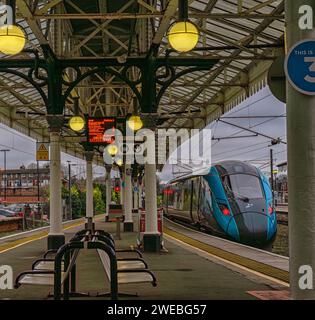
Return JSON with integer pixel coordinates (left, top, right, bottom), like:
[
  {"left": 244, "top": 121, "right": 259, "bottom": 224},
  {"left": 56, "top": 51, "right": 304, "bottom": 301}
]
[{"left": 0, "top": 48, "right": 218, "bottom": 115}]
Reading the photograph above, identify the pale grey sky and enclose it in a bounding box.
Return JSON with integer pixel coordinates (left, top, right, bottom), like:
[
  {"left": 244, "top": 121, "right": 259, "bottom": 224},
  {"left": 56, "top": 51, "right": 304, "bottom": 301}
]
[
  {"left": 160, "top": 86, "right": 287, "bottom": 182},
  {"left": 0, "top": 86, "right": 286, "bottom": 180},
  {"left": 0, "top": 124, "right": 106, "bottom": 178}
]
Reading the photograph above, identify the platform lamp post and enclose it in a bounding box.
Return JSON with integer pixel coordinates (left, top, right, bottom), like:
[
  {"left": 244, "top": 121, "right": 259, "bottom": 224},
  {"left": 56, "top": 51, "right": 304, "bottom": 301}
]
[
  {"left": 66, "top": 161, "right": 72, "bottom": 220},
  {"left": 0, "top": 149, "right": 10, "bottom": 206},
  {"left": 66, "top": 161, "right": 78, "bottom": 220},
  {"left": 104, "top": 164, "right": 112, "bottom": 221},
  {"left": 270, "top": 148, "right": 274, "bottom": 205},
  {"left": 36, "top": 160, "right": 41, "bottom": 225}
]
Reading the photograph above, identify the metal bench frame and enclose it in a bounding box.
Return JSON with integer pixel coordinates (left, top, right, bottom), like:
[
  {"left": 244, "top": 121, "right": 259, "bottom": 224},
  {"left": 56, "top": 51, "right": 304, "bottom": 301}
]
[{"left": 95, "top": 237, "right": 157, "bottom": 298}]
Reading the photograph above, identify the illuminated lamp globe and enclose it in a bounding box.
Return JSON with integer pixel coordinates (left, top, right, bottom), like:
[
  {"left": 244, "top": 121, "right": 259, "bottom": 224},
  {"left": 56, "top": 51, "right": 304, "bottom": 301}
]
[
  {"left": 116, "top": 158, "right": 123, "bottom": 166},
  {"left": 107, "top": 144, "right": 118, "bottom": 156},
  {"left": 127, "top": 115, "right": 143, "bottom": 131},
  {"left": 167, "top": 21, "right": 199, "bottom": 52},
  {"left": 0, "top": 25, "right": 26, "bottom": 55},
  {"left": 69, "top": 116, "right": 85, "bottom": 131}
]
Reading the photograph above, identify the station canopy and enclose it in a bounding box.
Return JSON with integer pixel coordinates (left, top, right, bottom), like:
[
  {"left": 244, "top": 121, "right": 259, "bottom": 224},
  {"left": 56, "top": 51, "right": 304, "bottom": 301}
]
[{"left": 0, "top": 0, "right": 284, "bottom": 165}]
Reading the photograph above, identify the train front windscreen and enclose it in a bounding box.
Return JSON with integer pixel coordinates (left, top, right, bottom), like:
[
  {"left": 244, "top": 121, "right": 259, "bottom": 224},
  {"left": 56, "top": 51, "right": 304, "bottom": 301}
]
[
  {"left": 222, "top": 174, "right": 264, "bottom": 202},
  {"left": 221, "top": 172, "right": 269, "bottom": 244}
]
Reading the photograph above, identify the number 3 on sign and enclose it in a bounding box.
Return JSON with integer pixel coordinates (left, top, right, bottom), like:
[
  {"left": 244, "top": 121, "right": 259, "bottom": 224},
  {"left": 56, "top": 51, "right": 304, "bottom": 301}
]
[
  {"left": 304, "top": 57, "right": 315, "bottom": 83},
  {"left": 285, "top": 39, "right": 315, "bottom": 95}
]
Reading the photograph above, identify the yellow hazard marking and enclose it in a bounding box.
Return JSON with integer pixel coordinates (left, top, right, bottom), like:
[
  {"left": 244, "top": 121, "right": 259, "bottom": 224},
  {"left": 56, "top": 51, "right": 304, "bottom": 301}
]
[
  {"left": 0, "top": 221, "right": 84, "bottom": 254},
  {"left": 38, "top": 144, "right": 48, "bottom": 152},
  {"left": 163, "top": 226, "right": 290, "bottom": 285},
  {"left": 0, "top": 215, "right": 105, "bottom": 254},
  {"left": 36, "top": 143, "right": 49, "bottom": 161}
]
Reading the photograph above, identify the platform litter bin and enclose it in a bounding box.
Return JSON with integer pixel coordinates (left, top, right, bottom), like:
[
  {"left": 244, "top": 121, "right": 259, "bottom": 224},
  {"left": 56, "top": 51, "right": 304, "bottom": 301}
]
[{"left": 108, "top": 204, "right": 124, "bottom": 239}]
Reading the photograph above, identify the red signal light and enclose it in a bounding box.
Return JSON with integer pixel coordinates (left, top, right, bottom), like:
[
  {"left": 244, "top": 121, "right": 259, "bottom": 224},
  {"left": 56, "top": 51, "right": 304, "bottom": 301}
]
[
  {"left": 114, "top": 186, "right": 120, "bottom": 192},
  {"left": 219, "top": 204, "right": 231, "bottom": 216},
  {"left": 222, "top": 208, "right": 230, "bottom": 216}
]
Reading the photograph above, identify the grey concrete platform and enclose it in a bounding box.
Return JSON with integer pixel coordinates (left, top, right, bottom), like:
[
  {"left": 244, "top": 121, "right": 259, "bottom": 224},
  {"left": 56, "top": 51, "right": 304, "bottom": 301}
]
[
  {"left": 164, "top": 219, "right": 289, "bottom": 272},
  {"left": 0, "top": 219, "right": 287, "bottom": 300}
]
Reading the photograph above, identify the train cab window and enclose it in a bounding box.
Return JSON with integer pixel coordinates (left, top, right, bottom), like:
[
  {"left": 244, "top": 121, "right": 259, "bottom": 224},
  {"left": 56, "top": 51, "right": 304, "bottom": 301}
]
[{"left": 223, "top": 174, "right": 264, "bottom": 200}]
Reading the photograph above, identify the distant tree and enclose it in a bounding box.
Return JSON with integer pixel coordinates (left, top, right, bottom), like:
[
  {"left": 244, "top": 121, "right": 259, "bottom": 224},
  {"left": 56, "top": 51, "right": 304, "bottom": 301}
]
[
  {"left": 93, "top": 185, "right": 105, "bottom": 214},
  {"left": 97, "top": 183, "right": 106, "bottom": 200},
  {"left": 111, "top": 190, "right": 119, "bottom": 204},
  {"left": 71, "top": 185, "right": 82, "bottom": 218},
  {"left": 61, "top": 185, "right": 69, "bottom": 199},
  {"left": 79, "top": 189, "right": 86, "bottom": 216}
]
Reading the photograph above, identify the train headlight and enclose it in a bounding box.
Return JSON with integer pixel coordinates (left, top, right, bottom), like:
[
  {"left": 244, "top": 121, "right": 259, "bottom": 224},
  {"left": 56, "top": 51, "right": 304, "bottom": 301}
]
[{"left": 219, "top": 204, "right": 231, "bottom": 216}]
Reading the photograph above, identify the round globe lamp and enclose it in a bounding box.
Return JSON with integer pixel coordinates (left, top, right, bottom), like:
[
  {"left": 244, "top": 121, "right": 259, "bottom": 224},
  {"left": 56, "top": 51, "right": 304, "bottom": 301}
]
[
  {"left": 167, "top": 21, "right": 199, "bottom": 52},
  {"left": 69, "top": 116, "right": 85, "bottom": 132},
  {"left": 0, "top": 25, "right": 26, "bottom": 55},
  {"left": 116, "top": 158, "right": 123, "bottom": 166},
  {"left": 127, "top": 115, "right": 143, "bottom": 131},
  {"left": 107, "top": 144, "right": 118, "bottom": 157}
]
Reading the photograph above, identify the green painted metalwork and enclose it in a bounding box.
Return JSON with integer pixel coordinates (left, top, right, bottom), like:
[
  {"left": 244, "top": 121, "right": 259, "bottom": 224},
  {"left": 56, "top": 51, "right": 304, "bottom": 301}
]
[{"left": 0, "top": 51, "right": 218, "bottom": 115}]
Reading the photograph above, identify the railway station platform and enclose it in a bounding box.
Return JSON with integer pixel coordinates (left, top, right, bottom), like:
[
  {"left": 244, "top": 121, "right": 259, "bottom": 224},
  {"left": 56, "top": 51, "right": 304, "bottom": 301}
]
[{"left": 0, "top": 216, "right": 289, "bottom": 300}]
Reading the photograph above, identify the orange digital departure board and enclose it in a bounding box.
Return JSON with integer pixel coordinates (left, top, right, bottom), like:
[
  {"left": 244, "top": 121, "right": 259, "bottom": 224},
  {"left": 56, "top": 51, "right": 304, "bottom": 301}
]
[{"left": 87, "top": 117, "right": 116, "bottom": 144}]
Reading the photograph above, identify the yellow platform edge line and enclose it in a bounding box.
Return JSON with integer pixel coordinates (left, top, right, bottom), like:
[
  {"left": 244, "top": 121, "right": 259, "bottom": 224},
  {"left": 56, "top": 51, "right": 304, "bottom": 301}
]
[
  {"left": 0, "top": 220, "right": 86, "bottom": 254},
  {"left": 0, "top": 215, "right": 106, "bottom": 254},
  {"left": 163, "top": 226, "right": 290, "bottom": 284}
]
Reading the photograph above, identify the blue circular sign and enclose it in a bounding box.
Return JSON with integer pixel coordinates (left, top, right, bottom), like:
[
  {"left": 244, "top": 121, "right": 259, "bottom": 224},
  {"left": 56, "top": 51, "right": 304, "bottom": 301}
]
[{"left": 285, "top": 39, "right": 315, "bottom": 95}]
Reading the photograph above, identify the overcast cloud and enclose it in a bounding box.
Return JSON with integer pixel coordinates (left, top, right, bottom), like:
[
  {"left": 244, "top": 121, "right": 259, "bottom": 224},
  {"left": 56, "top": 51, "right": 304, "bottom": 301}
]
[
  {"left": 160, "top": 86, "right": 287, "bottom": 182},
  {"left": 0, "top": 86, "right": 286, "bottom": 181}
]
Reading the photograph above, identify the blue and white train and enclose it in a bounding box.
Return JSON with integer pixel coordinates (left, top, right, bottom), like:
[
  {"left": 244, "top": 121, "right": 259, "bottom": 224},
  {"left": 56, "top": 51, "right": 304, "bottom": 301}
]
[{"left": 162, "top": 161, "right": 277, "bottom": 247}]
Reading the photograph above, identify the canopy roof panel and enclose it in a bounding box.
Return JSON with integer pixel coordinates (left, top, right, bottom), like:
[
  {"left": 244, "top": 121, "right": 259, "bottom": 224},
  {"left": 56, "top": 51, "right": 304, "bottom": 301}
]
[{"left": 0, "top": 0, "right": 284, "bottom": 163}]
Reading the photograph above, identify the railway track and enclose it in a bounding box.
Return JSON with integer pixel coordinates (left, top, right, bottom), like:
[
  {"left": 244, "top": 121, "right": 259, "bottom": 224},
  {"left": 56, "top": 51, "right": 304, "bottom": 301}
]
[{"left": 276, "top": 210, "right": 288, "bottom": 226}]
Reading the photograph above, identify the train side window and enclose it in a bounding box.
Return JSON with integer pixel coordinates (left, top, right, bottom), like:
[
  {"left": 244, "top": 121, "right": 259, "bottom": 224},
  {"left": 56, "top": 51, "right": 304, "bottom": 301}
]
[
  {"left": 181, "top": 180, "right": 191, "bottom": 211},
  {"left": 175, "top": 183, "right": 182, "bottom": 210},
  {"left": 191, "top": 178, "right": 200, "bottom": 213},
  {"left": 199, "top": 178, "right": 213, "bottom": 214},
  {"left": 170, "top": 182, "right": 187, "bottom": 210}
]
